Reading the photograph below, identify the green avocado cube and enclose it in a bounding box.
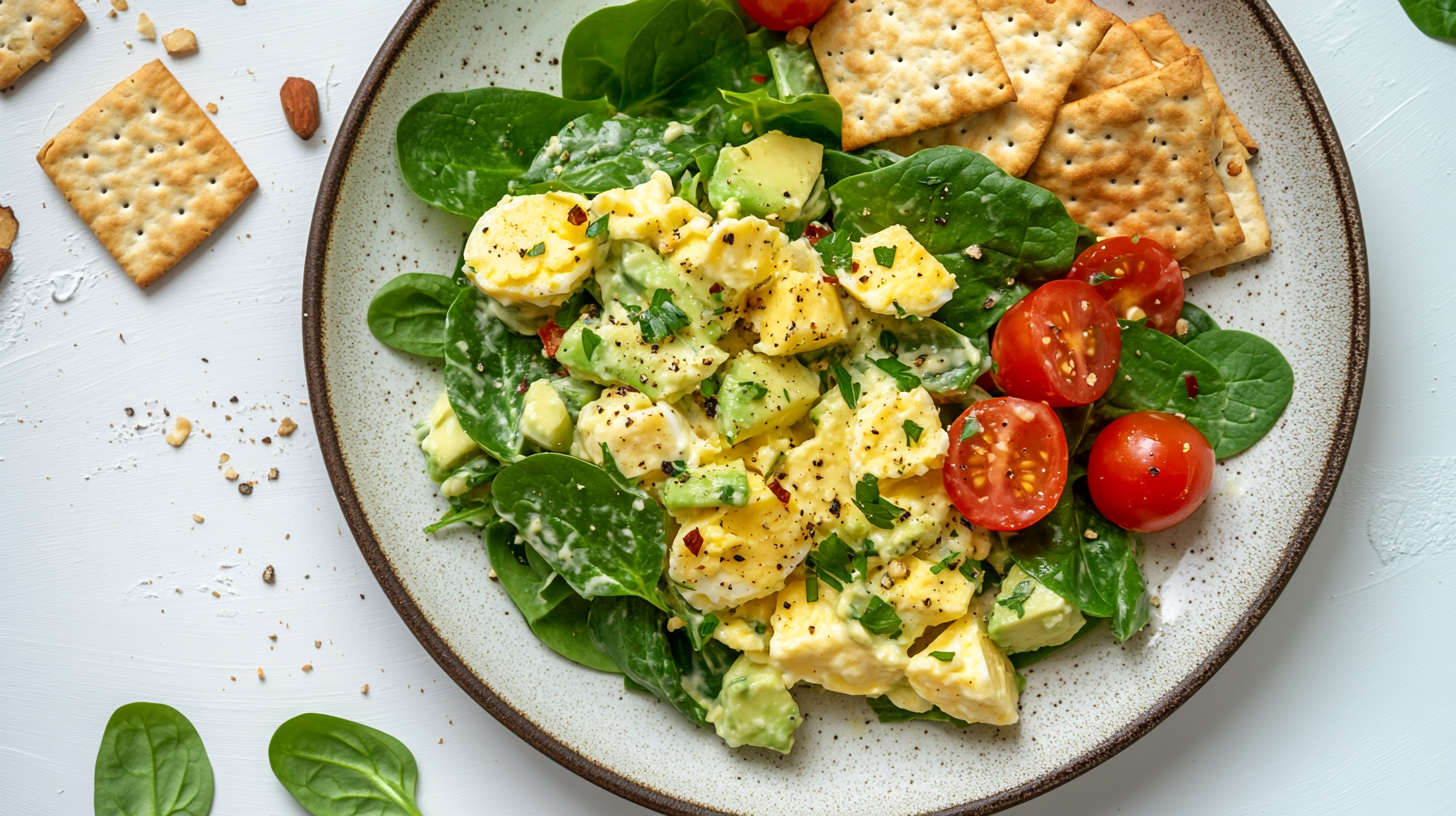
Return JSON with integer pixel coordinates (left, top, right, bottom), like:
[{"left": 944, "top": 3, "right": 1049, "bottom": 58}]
[
  {"left": 420, "top": 393, "right": 480, "bottom": 481},
  {"left": 716, "top": 351, "right": 819, "bottom": 445},
  {"left": 707, "top": 655, "right": 801, "bottom": 754},
  {"left": 987, "top": 565, "right": 1086, "bottom": 655},
  {"left": 707, "top": 131, "right": 823, "bottom": 221},
  {"left": 659, "top": 462, "right": 751, "bottom": 510}
]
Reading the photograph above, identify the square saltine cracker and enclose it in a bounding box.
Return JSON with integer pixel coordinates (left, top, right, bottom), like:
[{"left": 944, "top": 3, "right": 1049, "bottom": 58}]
[
  {"left": 0, "top": 0, "right": 85, "bottom": 88},
  {"left": 1065, "top": 18, "right": 1155, "bottom": 103},
  {"left": 811, "top": 0, "right": 1016, "bottom": 150},
  {"left": 1184, "top": 113, "right": 1269, "bottom": 274},
  {"left": 1129, "top": 14, "right": 1257, "bottom": 155},
  {"left": 37, "top": 60, "right": 257, "bottom": 287}
]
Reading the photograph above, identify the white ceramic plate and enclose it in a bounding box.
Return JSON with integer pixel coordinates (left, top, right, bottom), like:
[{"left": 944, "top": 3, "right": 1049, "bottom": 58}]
[{"left": 303, "top": 2, "right": 1369, "bottom": 812}]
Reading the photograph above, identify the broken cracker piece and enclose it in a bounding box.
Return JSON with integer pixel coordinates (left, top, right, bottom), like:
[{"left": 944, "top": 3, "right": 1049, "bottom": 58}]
[
  {"left": 1065, "top": 18, "right": 1155, "bottom": 103},
  {"left": 162, "top": 27, "right": 196, "bottom": 55},
  {"left": 206, "top": 102, "right": 218, "bottom": 114},
  {"left": 0, "top": 0, "right": 86, "bottom": 88},
  {"left": 1184, "top": 113, "right": 1269, "bottom": 274},
  {"left": 810, "top": 0, "right": 1015, "bottom": 150},
  {"left": 1129, "top": 14, "right": 1256, "bottom": 155},
  {"left": 1025, "top": 54, "right": 1217, "bottom": 260},
  {"left": 879, "top": 0, "right": 1118, "bottom": 178},
  {"left": 136, "top": 12, "right": 155, "bottom": 40},
  {"left": 0, "top": 205, "right": 16, "bottom": 248},
  {"left": 111, "top": 0, "right": 128, "bottom": 10},
  {"left": 36, "top": 60, "right": 257, "bottom": 287}
]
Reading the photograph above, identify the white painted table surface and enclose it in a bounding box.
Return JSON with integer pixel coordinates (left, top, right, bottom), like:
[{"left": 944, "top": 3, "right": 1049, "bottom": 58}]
[{"left": 2, "top": 0, "right": 1453, "bottom": 813}]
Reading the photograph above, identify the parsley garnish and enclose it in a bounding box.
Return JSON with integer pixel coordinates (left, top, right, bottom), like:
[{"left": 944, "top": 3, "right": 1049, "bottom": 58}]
[
  {"left": 892, "top": 301, "right": 922, "bottom": 322},
  {"left": 585, "top": 213, "right": 610, "bottom": 238},
  {"left": 698, "top": 614, "right": 720, "bottom": 641},
  {"left": 959, "top": 415, "right": 982, "bottom": 441},
  {"left": 783, "top": 388, "right": 792, "bottom": 403},
  {"left": 814, "top": 230, "right": 854, "bottom": 278},
  {"left": 997, "top": 580, "right": 1035, "bottom": 619},
  {"left": 929, "top": 551, "right": 959, "bottom": 575},
  {"left": 854, "top": 595, "right": 902, "bottom": 638},
  {"left": 525, "top": 241, "right": 546, "bottom": 257},
  {"left": 740, "top": 381, "right": 770, "bottom": 400},
  {"left": 852, "top": 474, "right": 905, "bottom": 530},
  {"left": 582, "top": 328, "right": 602, "bottom": 360},
  {"left": 805, "top": 572, "right": 820, "bottom": 603},
  {"left": 831, "top": 364, "right": 859, "bottom": 408},
  {"left": 873, "top": 356, "right": 921, "bottom": 391},
  {"left": 699, "top": 378, "right": 719, "bottom": 398},
  {"left": 873, "top": 246, "right": 897, "bottom": 268},
  {"left": 959, "top": 559, "right": 981, "bottom": 583},
  {"left": 719, "top": 483, "right": 739, "bottom": 504},
  {"left": 807, "top": 533, "right": 855, "bottom": 591},
  {"left": 635, "top": 288, "right": 690, "bottom": 342},
  {"left": 929, "top": 651, "right": 955, "bottom": 662},
  {"left": 878, "top": 330, "right": 899, "bottom": 354},
  {"left": 903, "top": 420, "right": 923, "bottom": 444}
]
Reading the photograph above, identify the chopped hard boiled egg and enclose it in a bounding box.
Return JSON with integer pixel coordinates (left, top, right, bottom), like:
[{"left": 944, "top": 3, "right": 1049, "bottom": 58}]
[
  {"left": 843, "top": 224, "right": 957, "bottom": 318},
  {"left": 667, "top": 216, "right": 787, "bottom": 298},
  {"left": 865, "top": 554, "right": 975, "bottom": 643},
  {"left": 572, "top": 386, "right": 704, "bottom": 478},
  {"left": 905, "top": 613, "right": 1020, "bottom": 726},
  {"left": 749, "top": 238, "right": 848, "bottom": 356},
  {"left": 768, "top": 573, "right": 908, "bottom": 696},
  {"left": 589, "top": 171, "right": 711, "bottom": 255},
  {"left": 463, "top": 191, "right": 600, "bottom": 308},
  {"left": 850, "top": 376, "right": 950, "bottom": 480}
]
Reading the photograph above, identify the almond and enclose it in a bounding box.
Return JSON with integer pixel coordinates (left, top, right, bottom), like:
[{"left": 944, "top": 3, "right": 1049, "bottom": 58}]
[{"left": 280, "top": 77, "right": 320, "bottom": 141}]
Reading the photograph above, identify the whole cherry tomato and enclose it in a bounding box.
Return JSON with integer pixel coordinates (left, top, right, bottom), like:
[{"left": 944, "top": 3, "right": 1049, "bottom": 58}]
[
  {"left": 943, "top": 397, "right": 1069, "bottom": 531},
  {"left": 1066, "top": 236, "right": 1184, "bottom": 334},
  {"left": 991, "top": 279, "right": 1121, "bottom": 407},
  {"left": 735, "top": 0, "right": 833, "bottom": 30},
  {"left": 1087, "top": 411, "right": 1215, "bottom": 532}
]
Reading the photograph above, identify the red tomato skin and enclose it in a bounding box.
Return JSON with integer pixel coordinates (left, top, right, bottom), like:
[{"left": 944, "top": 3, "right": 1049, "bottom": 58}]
[
  {"left": 1067, "top": 236, "right": 1185, "bottom": 334},
  {"left": 944, "top": 398, "right": 1069, "bottom": 532},
  {"left": 991, "top": 279, "right": 1121, "bottom": 407},
  {"left": 735, "top": 0, "right": 833, "bottom": 30},
  {"left": 538, "top": 320, "right": 565, "bottom": 358},
  {"left": 1087, "top": 412, "right": 1215, "bottom": 533}
]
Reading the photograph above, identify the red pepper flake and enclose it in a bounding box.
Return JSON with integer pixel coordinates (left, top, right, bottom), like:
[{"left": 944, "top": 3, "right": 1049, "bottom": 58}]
[
  {"left": 1184, "top": 374, "right": 1199, "bottom": 399},
  {"left": 768, "top": 480, "right": 791, "bottom": 504},
  {"left": 822, "top": 275, "right": 839, "bottom": 284},
  {"left": 709, "top": 282, "right": 724, "bottom": 294},
  {"left": 803, "top": 222, "right": 832, "bottom": 245},
  {"left": 566, "top": 205, "right": 588, "bottom": 226},
  {"left": 538, "top": 320, "right": 565, "bottom": 357},
  {"left": 517, "top": 377, "right": 530, "bottom": 394},
  {"left": 850, "top": 261, "right": 860, "bottom": 274},
  {"left": 683, "top": 528, "right": 704, "bottom": 555},
  {"left": 751, "top": 74, "right": 767, "bottom": 84}
]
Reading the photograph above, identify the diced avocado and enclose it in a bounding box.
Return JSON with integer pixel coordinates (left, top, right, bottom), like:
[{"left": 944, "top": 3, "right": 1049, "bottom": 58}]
[
  {"left": 521, "top": 379, "right": 573, "bottom": 452},
  {"left": 439, "top": 455, "right": 503, "bottom": 498},
  {"left": 599, "top": 240, "right": 717, "bottom": 336},
  {"left": 707, "top": 655, "right": 801, "bottom": 753},
  {"left": 420, "top": 393, "right": 480, "bottom": 481},
  {"left": 986, "top": 534, "right": 1013, "bottom": 575},
  {"left": 987, "top": 565, "right": 1086, "bottom": 655},
  {"left": 556, "top": 300, "right": 724, "bottom": 401},
  {"left": 660, "top": 462, "right": 751, "bottom": 510},
  {"left": 716, "top": 351, "right": 820, "bottom": 444},
  {"left": 707, "top": 131, "right": 823, "bottom": 222},
  {"left": 547, "top": 375, "right": 601, "bottom": 423},
  {"left": 768, "top": 42, "right": 828, "bottom": 97}
]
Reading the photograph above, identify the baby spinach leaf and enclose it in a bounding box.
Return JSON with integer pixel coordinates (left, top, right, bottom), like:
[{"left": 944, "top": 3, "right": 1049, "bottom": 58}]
[
  {"left": 1187, "top": 330, "right": 1295, "bottom": 459},
  {"left": 872, "top": 356, "right": 921, "bottom": 391},
  {"left": 492, "top": 452, "right": 668, "bottom": 609},
  {"left": 396, "top": 88, "right": 612, "bottom": 218},
  {"left": 865, "top": 696, "right": 968, "bottom": 727},
  {"left": 1010, "top": 616, "right": 1104, "bottom": 669},
  {"left": 821, "top": 148, "right": 901, "bottom": 188},
  {"left": 423, "top": 493, "right": 496, "bottom": 533},
  {"left": 269, "top": 714, "right": 423, "bottom": 816},
  {"left": 95, "top": 702, "right": 214, "bottom": 816},
  {"left": 1400, "top": 0, "right": 1456, "bottom": 39},
  {"left": 767, "top": 41, "right": 828, "bottom": 97},
  {"left": 720, "top": 88, "right": 842, "bottom": 147},
  {"left": 1176, "top": 301, "right": 1220, "bottom": 345},
  {"left": 533, "top": 596, "right": 623, "bottom": 672},
  {"left": 1098, "top": 322, "right": 1229, "bottom": 453},
  {"left": 618, "top": 0, "right": 759, "bottom": 117},
  {"left": 589, "top": 595, "right": 710, "bottom": 725},
  {"left": 561, "top": 0, "right": 675, "bottom": 103},
  {"left": 517, "top": 113, "right": 723, "bottom": 195},
  {"left": 367, "top": 273, "right": 464, "bottom": 359},
  {"left": 444, "top": 287, "right": 557, "bottom": 462},
  {"left": 814, "top": 229, "right": 855, "bottom": 278}
]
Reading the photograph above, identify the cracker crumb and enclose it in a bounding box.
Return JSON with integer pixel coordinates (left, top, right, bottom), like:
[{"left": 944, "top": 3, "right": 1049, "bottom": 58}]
[
  {"left": 301, "top": 664, "right": 313, "bottom": 672},
  {"left": 786, "top": 25, "right": 810, "bottom": 45},
  {"left": 438, "top": 738, "right": 443, "bottom": 744},
  {"left": 206, "top": 102, "right": 218, "bottom": 114},
  {"left": 269, "top": 633, "right": 277, "bottom": 640},
  {"left": 230, "top": 676, "right": 236, "bottom": 681},
  {"left": 137, "top": 12, "right": 156, "bottom": 40},
  {"left": 487, "top": 568, "right": 497, "bottom": 581},
  {"left": 162, "top": 28, "right": 198, "bottom": 55},
  {"left": 192, "top": 513, "right": 205, "bottom": 523},
  {"left": 277, "top": 417, "right": 298, "bottom": 436},
  {"left": 314, "top": 640, "right": 321, "bottom": 649},
  {"left": 219, "top": 453, "right": 230, "bottom": 463},
  {"left": 112, "top": 0, "right": 129, "bottom": 10},
  {"left": 1150, "top": 596, "right": 1162, "bottom": 607},
  {"left": 361, "top": 683, "right": 369, "bottom": 694},
  {"left": 211, "top": 590, "right": 220, "bottom": 598},
  {"left": 239, "top": 482, "right": 254, "bottom": 496},
  {"left": 257, "top": 667, "right": 265, "bottom": 679},
  {"left": 268, "top": 467, "right": 279, "bottom": 480},
  {"left": 106, "top": 8, "right": 116, "bottom": 17},
  {"left": 224, "top": 467, "right": 239, "bottom": 480},
  {"left": 1175, "top": 318, "right": 1189, "bottom": 337},
  {"left": 263, "top": 564, "right": 275, "bottom": 583},
  {"left": 964, "top": 244, "right": 983, "bottom": 260},
  {"left": 165, "top": 416, "right": 192, "bottom": 446}
]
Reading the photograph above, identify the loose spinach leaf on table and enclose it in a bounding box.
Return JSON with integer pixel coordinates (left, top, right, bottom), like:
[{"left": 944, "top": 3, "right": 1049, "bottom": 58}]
[
  {"left": 396, "top": 88, "right": 612, "bottom": 218},
  {"left": 269, "top": 714, "right": 423, "bottom": 816},
  {"left": 1097, "top": 321, "right": 1230, "bottom": 453},
  {"left": 1187, "top": 329, "right": 1295, "bottom": 459},
  {"left": 561, "top": 0, "right": 675, "bottom": 103},
  {"left": 865, "top": 696, "right": 968, "bottom": 727},
  {"left": 444, "top": 287, "right": 557, "bottom": 462},
  {"left": 829, "top": 146, "right": 1078, "bottom": 336},
  {"left": 1010, "top": 616, "right": 1105, "bottom": 669},
  {"left": 720, "top": 88, "right": 841, "bottom": 148},
  {"left": 1176, "top": 301, "right": 1220, "bottom": 345},
  {"left": 516, "top": 112, "right": 723, "bottom": 195},
  {"left": 492, "top": 452, "right": 668, "bottom": 608},
  {"left": 367, "top": 273, "right": 464, "bottom": 359},
  {"left": 588, "top": 595, "right": 711, "bottom": 725},
  {"left": 1400, "top": 0, "right": 1456, "bottom": 38},
  {"left": 1009, "top": 483, "right": 1150, "bottom": 642},
  {"left": 95, "top": 702, "right": 214, "bottom": 816}
]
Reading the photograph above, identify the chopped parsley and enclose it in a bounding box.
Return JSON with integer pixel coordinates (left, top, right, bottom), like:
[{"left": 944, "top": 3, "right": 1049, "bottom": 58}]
[
  {"left": 892, "top": 301, "right": 922, "bottom": 322},
  {"left": 997, "top": 580, "right": 1035, "bottom": 619},
  {"left": 635, "top": 288, "right": 691, "bottom": 342},
  {"left": 783, "top": 388, "right": 792, "bottom": 403},
  {"left": 814, "top": 230, "right": 855, "bottom": 278},
  {"left": 585, "top": 213, "right": 610, "bottom": 238},
  {"left": 928, "top": 551, "right": 959, "bottom": 575},
  {"left": 854, "top": 595, "right": 902, "bottom": 638},
  {"left": 807, "top": 532, "right": 855, "bottom": 591},
  {"left": 878, "top": 329, "right": 899, "bottom": 354},
  {"left": 740, "top": 381, "right": 770, "bottom": 400},
  {"left": 852, "top": 474, "right": 905, "bottom": 530},
  {"left": 873, "top": 356, "right": 921, "bottom": 391},
  {"left": 929, "top": 651, "right": 955, "bottom": 662},
  {"left": 698, "top": 614, "right": 720, "bottom": 642},
  {"left": 582, "top": 328, "right": 602, "bottom": 360},
  {"left": 831, "top": 364, "right": 860, "bottom": 408},
  {"left": 805, "top": 571, "right": 820, "bottom": 602},
  {"left": 719, "top": 483, "right": 740, "bottom": 504},
  {"left": 699, "top": 378, "right": 719, "bottom": 398},
  {"left": 959, "top": 415, "right": 982, "bottom": 441},
  {"left": 873, "top": 245, "right": 897, "bottom": 268},
  {"left": 525, "top": 241, "right": 546, "bottom": 257},
  {"left": 903, "top": 420, "right": 924, "bottom": 444},
  {"left": 959, "top": 559, "right": 981, "bottom": 583}
]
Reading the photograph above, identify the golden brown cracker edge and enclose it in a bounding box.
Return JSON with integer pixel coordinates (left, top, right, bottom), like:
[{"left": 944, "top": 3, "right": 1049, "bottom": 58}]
[{"left": 0, "top": 0, "right": 86, "bottom": 88}]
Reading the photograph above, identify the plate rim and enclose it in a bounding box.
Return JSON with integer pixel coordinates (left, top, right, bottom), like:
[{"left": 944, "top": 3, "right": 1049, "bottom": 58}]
[{"left": 301, "top": 2, "right": 1370, "bottom": 812}]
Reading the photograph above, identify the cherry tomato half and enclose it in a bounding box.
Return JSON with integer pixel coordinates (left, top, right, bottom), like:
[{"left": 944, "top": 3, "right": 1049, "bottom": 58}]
[
  {"left": 991, "top": 279, "right": 1121, "bottom": 407},
  {"left": 1087, "top": 411, "right": 1215, "bottom": 533},
  {"left": 944, "top": 398, "right": 1069, "bottom": 531},
  {"left": 735, "top": 0, "right": 833, "bottom": 30},
  {"left": 1067, "top": 236, "right": 1184, "bottom": 334}
]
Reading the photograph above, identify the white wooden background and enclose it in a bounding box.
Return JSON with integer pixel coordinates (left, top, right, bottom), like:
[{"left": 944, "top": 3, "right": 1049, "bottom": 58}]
[{"left": 3, "top": 0, "right": 1454, "bottom": 812}]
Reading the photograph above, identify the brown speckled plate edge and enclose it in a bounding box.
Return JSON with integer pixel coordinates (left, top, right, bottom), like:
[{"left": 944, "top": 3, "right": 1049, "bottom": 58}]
[{"left": 301, "top": 2, "right": 1369, "bottom": 813}]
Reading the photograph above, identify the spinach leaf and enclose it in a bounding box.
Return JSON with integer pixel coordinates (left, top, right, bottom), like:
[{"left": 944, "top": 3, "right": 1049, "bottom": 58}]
[
  {"left": 367, "top": 273, "right": 463, "bottom": 359},
  {"left": 767, "top": 41, "right": 828, "bottom": 97},
  {"left": 1098, "top": 322, "right": 1229, "bottom": 452},
  {"left": 670, "top": 627, "right": 738, "bottom": 705},
  {"left": 1010, "top": 616, "right": 1104, "bottom": 669},
  {"left": 534, "top": 596, "right": 623, "bottom": 673},
  {"left": 618, "top": 0, "right": 759, "bottom": 117},
  {"left": 1176, "top": 301, "right": 1219, "bottom": 345},
  {"left": 821, "top": 148, "right": 901, "bottom": 188},
  {"left": 720, "top": 88, "right": 841, "bottom": 148},
  {"left": 665, "top": 586, "right": 721, "bottom": 650},
  {"left": 444, "top": 287, "right": 557, "bottom": 462},
  {"left": 396, "top": 88, "right": 612, "bottom": 218},
  {"left": 517, "top": 113, "right": 722, "bottom": 195},
  {"left": 95, "top": 703, "right": 214, "bottom": 816},
  {"left": 1400, "top": 0, "right": 1456, "bottom": 38},
  {"left": 589, "top": 595, "right": 710, "bottom": 725},
  {"left": 1008, "top": 483, "right": 1149, "bottom": 641},
  {"left": 269, "top": 714, "right": 423, "bottom": 816},
  {"left": 1187, "top": 330, "right": 1295, "bottom": 459},
  {"left": 865, "top": 696, "right": 967, "bottom": 727},
  {"left": 828, "top": 146, "right": 1076, "bottom": 336},
  {"left": 423, "top": 493, "right": 496, "bottom": 533},
  {"left": 492, "top": 452, "right": 668, "bottom": 609},
  {"left": 561, "top": 0, "right": 675, "bottom": 103}
]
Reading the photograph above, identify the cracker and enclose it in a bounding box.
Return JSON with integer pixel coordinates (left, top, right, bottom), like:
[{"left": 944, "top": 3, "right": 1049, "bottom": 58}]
[
  {"left": 878, "top": 0, "right": 1118, "bottom": 178},
  {"left": 1183, "top": 117, "right": 1244, "bottom": 265},
  {"left": 1129, "top": 14, "right": 1257, "bottom": 155},
  {"left": 1024, "top": 54, "right": 1217, "bottom": 260},
  {"left": 1065, "top": 19, "right": 1155, "bottom": 103},
  {"left": 0, "top": 0, "right": 85, "bottom": 88},
  {"left": 1183, "top": 113, "right": 1269, "bottom": 274},
  {"left": 36, "top": 60, "right": 257, "bottom": 287},
  {"left": 811, "top": 0, "right": 1016, "bottom": 150}
]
